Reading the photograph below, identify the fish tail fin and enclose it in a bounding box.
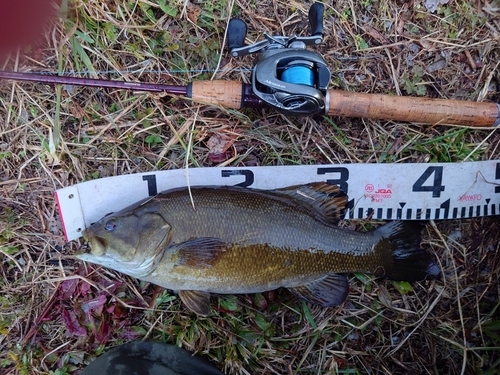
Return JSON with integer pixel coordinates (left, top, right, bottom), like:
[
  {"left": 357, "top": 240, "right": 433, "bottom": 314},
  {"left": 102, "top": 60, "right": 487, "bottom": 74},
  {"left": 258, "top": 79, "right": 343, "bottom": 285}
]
[{"left": 375, "top": 221, "right": 440, "bottom": 281}]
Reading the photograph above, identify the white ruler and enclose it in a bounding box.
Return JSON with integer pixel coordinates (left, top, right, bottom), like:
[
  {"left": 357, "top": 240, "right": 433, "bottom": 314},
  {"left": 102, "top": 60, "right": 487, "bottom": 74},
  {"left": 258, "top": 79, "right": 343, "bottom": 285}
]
[{"left": 56, "top": 161, "right": 500, "bottom": 241}]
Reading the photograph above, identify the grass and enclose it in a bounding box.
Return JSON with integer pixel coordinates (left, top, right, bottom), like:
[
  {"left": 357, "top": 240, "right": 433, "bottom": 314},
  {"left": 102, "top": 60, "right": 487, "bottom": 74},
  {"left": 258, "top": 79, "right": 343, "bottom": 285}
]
[{"left": 1, "top": 0, "right": 500, "bottom": 374}]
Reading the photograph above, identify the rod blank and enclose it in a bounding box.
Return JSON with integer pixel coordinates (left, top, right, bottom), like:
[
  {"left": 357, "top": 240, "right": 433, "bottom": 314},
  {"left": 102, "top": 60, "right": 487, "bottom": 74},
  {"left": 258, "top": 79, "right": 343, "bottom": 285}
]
[{"left": 0, "top": 71, "right": 187, "bottom": 95}]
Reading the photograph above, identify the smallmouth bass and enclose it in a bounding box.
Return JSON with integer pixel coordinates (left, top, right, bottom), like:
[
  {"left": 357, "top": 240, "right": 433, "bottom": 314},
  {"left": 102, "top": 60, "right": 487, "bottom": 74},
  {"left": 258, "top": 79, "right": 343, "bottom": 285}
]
[{"left": 79, "top": 183, "right": 439, "bottom": 315}]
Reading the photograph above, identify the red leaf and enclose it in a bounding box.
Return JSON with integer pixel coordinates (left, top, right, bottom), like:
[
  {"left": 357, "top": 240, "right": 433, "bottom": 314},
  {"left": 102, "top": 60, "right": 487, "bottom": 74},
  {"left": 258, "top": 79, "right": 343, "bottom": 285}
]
[
  {"left": 81, "top": 295, "right": 107, "bottom": 315},
  {"left": 100, "top": 280, "right": 122, "bottom": 294},
  {"left": 95, "top": 316, "right": 112, "bottom": 344},
  {"left": 78, "top": 280, "right": 91, "bottom": 296},
  {"left": 62, "top": 309, "right": 87, "bottom": 336},
  {"left": 59, "top": 279, "right": 78, "bottom": 300},
  {"left": 208, "top": 151, "right": 231, "bottom": 163},
  {"left": 238, "top": 153, "right": 259, "bottom": 167},
  {"left": 119, "top": 326, "right": 145, "bottom": 340},
  {"left": 106, "top": 303, "right": 128, "bottom": 319}
]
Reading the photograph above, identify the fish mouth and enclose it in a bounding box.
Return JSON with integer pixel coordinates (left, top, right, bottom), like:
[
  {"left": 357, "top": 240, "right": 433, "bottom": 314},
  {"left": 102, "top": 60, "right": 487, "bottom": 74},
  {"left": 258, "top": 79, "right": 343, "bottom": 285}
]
[
  {"left": 79, "top": 229, "right": 108, "bottom": 256},
  {"left": 75, "top": 242, "right": 90, "bottom": 256},
  {"left": 82, "top": 228, "right": 92, "bottom": 244}
]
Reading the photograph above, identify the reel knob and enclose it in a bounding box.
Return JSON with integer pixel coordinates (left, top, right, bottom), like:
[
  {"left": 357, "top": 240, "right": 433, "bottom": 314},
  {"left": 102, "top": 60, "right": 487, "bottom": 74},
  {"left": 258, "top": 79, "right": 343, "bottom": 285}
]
[
  {"left": 227, "top": 18, "right": 247, "bottom": 54},
  {"left": 309, "top": 2, "right": 324, "bottom": 39}
]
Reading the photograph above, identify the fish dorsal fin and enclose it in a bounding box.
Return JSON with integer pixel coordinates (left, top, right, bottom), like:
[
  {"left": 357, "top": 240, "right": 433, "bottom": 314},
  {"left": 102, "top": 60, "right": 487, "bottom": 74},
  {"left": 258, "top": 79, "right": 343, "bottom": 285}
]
[
  {"left": 179, "top": 290, "right": 211, "bottom": 316},
  {"left": 273, "top": 182, "right": 347, "bottom": 223},
  {"left": 172, "top": 237, "right": 225, "bottom": 268},
  {"left": 287, "top": 273, "right": 349, "bottom": 307}
]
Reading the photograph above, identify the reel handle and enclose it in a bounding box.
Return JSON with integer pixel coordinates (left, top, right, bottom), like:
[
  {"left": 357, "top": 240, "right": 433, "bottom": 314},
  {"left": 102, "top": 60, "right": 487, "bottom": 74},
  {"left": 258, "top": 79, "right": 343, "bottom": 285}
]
[
  {"left": 326, "top": 90, "right": 500, "bottom": 127},
  {"left": 227, "top": 18, "right": 247, "bottom": 52},
  {"left": 309, "top": 3, "right": 324, "bottom": 38}
]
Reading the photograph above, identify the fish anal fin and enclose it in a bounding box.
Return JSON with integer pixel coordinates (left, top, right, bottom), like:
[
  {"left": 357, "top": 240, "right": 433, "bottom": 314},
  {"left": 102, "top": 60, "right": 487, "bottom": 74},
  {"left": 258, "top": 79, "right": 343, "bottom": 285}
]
[
  {"left": 288, "top": 273, "right": 349, "bottom": 307},
  {"left": 174, "top": 237, "right": 225, "bottom": 268},
  {"left": 274, "top": 182, "right": 347, "bottom": 223},
  {"left": 179, "top": 290, "right": 211, "bottom": 316}
]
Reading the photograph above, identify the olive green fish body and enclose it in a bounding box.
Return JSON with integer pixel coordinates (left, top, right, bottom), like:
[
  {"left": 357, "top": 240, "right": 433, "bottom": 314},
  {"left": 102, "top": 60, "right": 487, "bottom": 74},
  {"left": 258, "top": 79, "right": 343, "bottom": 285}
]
[
  {"left": 80, "top": 183, "right": 438, "bottom": 315},
  {"left": 146, "top": 187, "right": 384, "bottom": 289}
]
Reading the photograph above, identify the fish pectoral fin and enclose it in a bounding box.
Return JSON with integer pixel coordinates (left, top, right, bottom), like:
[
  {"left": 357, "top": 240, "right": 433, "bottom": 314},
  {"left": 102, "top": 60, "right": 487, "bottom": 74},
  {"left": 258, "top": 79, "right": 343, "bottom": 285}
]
[
  {"left": 287, "top": 273, "right": 349, "bottom": 307},
  {"left": 273, "top": 182, "right": 347, "bottom": 223},
  {"left": 179, "top": 290, "right": 211, "bottom": 316},
  {"left": 173, "top": 237, "right": 225, "bottom": 268}
]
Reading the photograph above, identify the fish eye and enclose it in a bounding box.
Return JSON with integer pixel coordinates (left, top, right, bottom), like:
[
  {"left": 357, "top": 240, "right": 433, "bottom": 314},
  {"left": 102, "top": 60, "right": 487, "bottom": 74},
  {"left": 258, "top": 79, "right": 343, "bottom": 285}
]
[{"left": 105, "top": 219, "right": 117, "bottom": 231}]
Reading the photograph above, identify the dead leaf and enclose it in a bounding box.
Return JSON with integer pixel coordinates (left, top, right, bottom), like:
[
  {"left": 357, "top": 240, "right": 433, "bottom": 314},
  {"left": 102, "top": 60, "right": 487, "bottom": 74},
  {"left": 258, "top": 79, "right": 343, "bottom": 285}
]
[
  {"left": 187, "top": 3, "right": 202, "bottom": 24},
  {"left": 206, "top": 132, "right": 237, "bottom": 154},
  {"left": 68, "top": 101, "right": 86, "bottom": 119},
  {"left": 206, "top": 132, "right": 238, "bottom": 164},
  {"left": 207, "top": 151, "right": 232, "bottom": 163},
  {"left": 360, "top": 25, "right": 390, "bottom": 45},
  {"left": 395, "top": 1, "right": 411, "bottom": 35},
  {"left": 426, "top": 59, "right": 447, "bottom": 73},
  {"left": 424, "top": 0, "right": 449, "bottom": 13},
  {"left": 417, "top": 39, "right": 435, "bottom": 50}
]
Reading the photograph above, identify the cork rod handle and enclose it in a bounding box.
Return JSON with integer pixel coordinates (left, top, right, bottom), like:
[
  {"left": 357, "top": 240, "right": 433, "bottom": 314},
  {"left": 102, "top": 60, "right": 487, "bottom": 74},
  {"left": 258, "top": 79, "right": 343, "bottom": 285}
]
[
  {"left": 188, "top": 81, "right": 244, "bottom": 109},
  {"left": 188, "top": 81, "right": 500, "bottom": 127},
  {"left": 326, "top": 90, "right": 500, "bottom": 127}
]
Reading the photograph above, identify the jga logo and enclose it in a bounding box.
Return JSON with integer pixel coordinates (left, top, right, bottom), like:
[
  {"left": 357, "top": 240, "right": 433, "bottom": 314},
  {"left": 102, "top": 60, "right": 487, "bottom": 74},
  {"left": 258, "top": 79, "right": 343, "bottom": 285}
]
[{"left": 365, "top": 184, "right": 393, "bottom": 202}]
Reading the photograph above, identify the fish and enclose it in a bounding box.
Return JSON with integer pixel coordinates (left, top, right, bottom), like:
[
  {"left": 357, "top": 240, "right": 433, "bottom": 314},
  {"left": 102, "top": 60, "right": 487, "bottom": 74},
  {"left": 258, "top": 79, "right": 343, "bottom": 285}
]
[{"left": 79, "top": 183, "right": 439, "bottom": 316}]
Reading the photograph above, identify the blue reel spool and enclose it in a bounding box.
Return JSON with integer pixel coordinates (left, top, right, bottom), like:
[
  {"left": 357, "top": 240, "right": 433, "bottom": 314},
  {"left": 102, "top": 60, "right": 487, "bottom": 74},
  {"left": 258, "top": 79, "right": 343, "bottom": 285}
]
[{"left": 281, "top": 64, "right": 315, "bottom": 86}]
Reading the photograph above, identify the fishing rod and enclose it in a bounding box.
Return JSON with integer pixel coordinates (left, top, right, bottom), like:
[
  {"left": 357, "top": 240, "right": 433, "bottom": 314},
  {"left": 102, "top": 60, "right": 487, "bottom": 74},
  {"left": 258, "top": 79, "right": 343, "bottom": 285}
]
[{"left": 0, "top": 3, "right": 499, "bottom": 127}]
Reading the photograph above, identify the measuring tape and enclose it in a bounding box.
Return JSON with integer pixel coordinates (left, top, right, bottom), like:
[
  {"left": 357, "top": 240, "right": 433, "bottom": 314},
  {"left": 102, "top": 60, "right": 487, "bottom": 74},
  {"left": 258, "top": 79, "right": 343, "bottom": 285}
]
[{"left": 56, "top": 161, "right": 500, "bottom": 241}]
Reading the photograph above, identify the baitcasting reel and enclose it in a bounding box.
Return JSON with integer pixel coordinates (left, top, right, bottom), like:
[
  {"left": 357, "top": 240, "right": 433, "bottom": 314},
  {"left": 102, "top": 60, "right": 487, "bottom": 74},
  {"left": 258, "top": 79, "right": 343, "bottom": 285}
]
[{"left": 227, "top": 3, "right": 331, "bottom": 117}]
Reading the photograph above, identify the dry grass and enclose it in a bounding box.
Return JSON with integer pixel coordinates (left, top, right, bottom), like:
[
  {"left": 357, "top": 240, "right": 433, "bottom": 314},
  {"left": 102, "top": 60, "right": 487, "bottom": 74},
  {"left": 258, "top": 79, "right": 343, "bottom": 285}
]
[{"left": 1, "top": 0, "right": 500, "bottom": 374}]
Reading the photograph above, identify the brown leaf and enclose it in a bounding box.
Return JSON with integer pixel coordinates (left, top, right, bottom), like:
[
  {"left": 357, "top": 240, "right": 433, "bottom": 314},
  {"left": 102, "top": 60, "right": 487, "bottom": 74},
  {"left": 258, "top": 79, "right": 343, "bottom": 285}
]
[
  {"left": 417, "top": 39, "right": 435, "bottom": 51},
  {"left": 206, "top": 132, "right": 238, "bottom": 163},
  {"left": 68, "top": 101, "right": 86, "bottom": 119},
  {"left": 107, "top": 303, "right": 128, "bottom": 319},
  {"left": 208, "top": 151, "right": 232, "bottom": 163},
  {"left": 187, "top": 3, "right": 202, "bottom": 24},
  {"left": 360, "top": 25, "right": 390, "bottom": 45},
  {"left": 238, "top": 153, "right": 259, "bottom": 167},
  {"left": 206, "top": 132, "right": 236, "bottom": 155}
]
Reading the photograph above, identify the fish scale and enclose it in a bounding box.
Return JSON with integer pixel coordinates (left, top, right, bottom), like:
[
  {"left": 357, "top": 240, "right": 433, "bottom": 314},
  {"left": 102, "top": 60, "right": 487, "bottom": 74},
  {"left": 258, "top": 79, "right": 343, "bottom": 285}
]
[{"left": 80, "top": 183, "right": 438, "bottom": 315}]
